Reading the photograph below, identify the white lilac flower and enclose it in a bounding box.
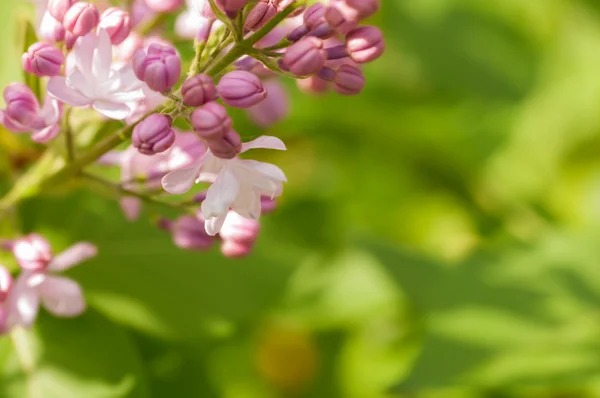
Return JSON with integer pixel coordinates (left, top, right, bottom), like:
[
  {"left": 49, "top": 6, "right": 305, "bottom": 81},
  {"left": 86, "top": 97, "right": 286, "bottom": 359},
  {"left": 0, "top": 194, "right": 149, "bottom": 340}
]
[
  {"left": 47, "top": 28, "right": 144, "bottom": 120},
  {"left": 161, "top": 136, "right": 287, "bottom": 235},
  {"left": 8, "top": 235, "right": 97, "bottom": 328}
]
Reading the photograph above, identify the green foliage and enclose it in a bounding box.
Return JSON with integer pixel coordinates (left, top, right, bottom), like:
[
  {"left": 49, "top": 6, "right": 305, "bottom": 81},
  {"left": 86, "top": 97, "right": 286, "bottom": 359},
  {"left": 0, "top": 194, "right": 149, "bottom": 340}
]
[{"left": 5, "top": 0, "right": 600, "bottom": 397}]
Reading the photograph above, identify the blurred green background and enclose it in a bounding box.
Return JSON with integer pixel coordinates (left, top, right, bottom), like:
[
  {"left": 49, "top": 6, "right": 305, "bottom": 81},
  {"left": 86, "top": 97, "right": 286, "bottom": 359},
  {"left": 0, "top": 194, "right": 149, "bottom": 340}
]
[{"left": 4, "top": 0, "right": 600, "bottom": 397}]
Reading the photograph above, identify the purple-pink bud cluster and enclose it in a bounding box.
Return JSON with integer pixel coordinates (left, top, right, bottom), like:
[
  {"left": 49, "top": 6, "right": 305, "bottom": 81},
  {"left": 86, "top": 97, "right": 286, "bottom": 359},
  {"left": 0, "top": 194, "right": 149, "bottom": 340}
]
[{"left": 22, "top": 43, "right": 64, "bottom": 77}]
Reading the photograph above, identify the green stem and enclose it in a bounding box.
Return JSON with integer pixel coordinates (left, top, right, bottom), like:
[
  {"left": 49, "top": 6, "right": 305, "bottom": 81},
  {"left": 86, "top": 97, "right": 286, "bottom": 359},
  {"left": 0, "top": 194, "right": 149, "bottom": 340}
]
[
  {"left": 246, "top": 3, "right": 300, "bottom": 46},
  {"left": 205, "top": 44, "right": 246, "bottom": 76},
  {"left": 62, "top": 106, "right": 75, "bottom": 162},
  {"left": 82, "top": 172, "right": 194, "bottom": 213}
]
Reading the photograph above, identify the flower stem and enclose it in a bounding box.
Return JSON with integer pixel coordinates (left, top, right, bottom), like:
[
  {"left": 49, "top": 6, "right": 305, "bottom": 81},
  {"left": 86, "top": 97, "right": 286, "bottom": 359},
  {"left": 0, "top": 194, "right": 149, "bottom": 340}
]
[
  {"left": 246, "top": 3, "right": 300, "bottom": 46},
  {"left": 82, "top": 172, "right": 194, "bottom": 213},
  {"left": 62, "top": 106, "right": 75, "bottom": 162}
]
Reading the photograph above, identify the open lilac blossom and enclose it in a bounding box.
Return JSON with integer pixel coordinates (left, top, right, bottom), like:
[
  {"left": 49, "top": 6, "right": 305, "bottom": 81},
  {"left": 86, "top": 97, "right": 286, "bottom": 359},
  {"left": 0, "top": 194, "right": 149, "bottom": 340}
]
[
  {"left": 47, "top": 29, "right": 145, "bottom": 120},
  {"left": 7, "top": 235, "right": 97, "bottom": 329},
  {"left": 162, "top": 136, "right": 287, "bottom": 235}
]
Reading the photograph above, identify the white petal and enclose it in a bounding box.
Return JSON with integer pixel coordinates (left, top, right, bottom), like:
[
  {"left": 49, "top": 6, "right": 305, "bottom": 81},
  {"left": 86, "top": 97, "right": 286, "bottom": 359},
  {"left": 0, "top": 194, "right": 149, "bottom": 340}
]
[
  {"left": 48, "top": 243, "right": 97, "bottom": 272},
  {"left": 47, "top": 77, "right": 92, "bottom": 107},
  {"left": 108, "top": 89, "right": 146, "bottom": 103},
  {"left": 92, "top": 100, "right": 131, "bottom": 120},
  {"left": 205, "top": 213, "right": 228, "bottom": 236},
  {"left": 236, "top": 159, "right": 287, "bottom": 182},
  {"left": 67, "top": 69, "right": 95, "bottom": 98},
  {"left": 241, "top": 136, "right": 287, "bottom": 153},
  {"left": 74, "top": 33, "right": 97, "bottom": 79},
  {"left": 232, "top": 189, "right": 261, "bottom": 220},
  {"left": 7, "top": 273, "right": 40, "bottom": 328},
  {"left": 38, "top": 276, "right": 86, "bottom": 317},
  {"left": 40, "top": 96, "right": 61, "bottom": 125},
  {"left": 161, "top": 165, "right": 201, "bottom": 194},
  {"left": 93, "top": 29, "right": 113, "bottom": 81},
  {"left": 201, "top": 168, "right": 240, "bottom": 219}
]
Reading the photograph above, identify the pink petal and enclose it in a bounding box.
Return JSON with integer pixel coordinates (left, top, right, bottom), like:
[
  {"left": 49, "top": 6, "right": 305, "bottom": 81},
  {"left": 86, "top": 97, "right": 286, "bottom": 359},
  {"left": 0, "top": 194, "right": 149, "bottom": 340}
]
[
  {"left": 241, "top": 136, "right": 287, "bottom": 153},
  {"left": 0, "top": 110, "right": 30, "bottom": 133},
  {"left": 47, "top": 76, "right": 92, "bottom": 107},
  {"left": 48, "top": 242, "right": 97, "bottom": 272},
  {"left": 7, "top": 273, "right": 40, "bottom": 328},
  {"left": 161, "top": 166, "right": 200, "bottom": 194},
  {"left": 120, "top": 197, "right": 142, "bottom": 221},
  {"left": 236, "top": 159, "right": 287, "bottom": 182},
  {"left": 0, "top": 265, "right": 12, "bottom": 297},
  {"left": 38, "top": 276, "right": 86, "bottom": 317},
  {"left": 92, "top": 100, "right": 132, "bottom": 120},
  {"left": 31, "top": 124, "right": 60, "bottom": 143},
  {"left": 74, "top": 32, "right": 97, "bottom": 78}
]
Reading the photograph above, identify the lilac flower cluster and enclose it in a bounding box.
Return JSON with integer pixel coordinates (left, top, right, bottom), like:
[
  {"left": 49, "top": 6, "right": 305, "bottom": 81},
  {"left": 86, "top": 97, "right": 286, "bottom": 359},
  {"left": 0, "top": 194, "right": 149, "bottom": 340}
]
[{"left": 0, "top": 0, "right": 384, "bottom": 333}]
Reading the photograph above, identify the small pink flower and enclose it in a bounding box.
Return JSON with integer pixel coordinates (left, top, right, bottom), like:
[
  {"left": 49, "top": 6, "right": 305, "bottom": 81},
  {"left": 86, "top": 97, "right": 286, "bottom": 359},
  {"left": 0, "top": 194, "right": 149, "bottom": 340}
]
[
  {"left": 7, "top": 236, "right": 97, "bottom": 328},
  {"left": 190, "top": 102, "right": 232, "bottom": 140},
  {"left": 47, "top": 0, "right": 76, "bottom": 22},
  {"left": 39, "top": 12, "right": 67, "bottom": 42},
  {"left": 333, "top": 64, "right": 365, "bottom": 95},
  {"left": 132, "top": 114, "right": 176, "bottom": 155},
  {"left": 145, "top": 0, "right": 184, "bottom": 13},
  {"left": 182, "top": 74, "right": 217, "bottom": 107},
  {"left": 219, "top": 211, "right": 261, "bottom": 258},
  {"left": 345, "top": 26, "right": 385, "bottom": 64}
]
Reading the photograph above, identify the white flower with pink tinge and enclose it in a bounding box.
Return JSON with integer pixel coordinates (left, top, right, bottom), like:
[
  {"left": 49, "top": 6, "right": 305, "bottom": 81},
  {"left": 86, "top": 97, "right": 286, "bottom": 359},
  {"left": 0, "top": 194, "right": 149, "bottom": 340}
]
[
  {"left": 47, "top": 29, "right": 145, "bottom": 120},
  {"left": 161, "top": 136, "right": 287, "bottom": 235},
  {"left": 7, "top": 234, "right": 97, "bottom": 328}
]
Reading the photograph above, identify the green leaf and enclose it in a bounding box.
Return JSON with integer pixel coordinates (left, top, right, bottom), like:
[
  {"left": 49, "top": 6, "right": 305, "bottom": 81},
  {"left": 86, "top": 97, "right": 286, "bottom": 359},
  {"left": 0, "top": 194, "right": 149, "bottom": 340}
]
[
  {"left": 20, "top": 18, "right": 42, "bottom": 103},
  {"left": 0, "top": 310, "right": 149, "bottom": 398}
]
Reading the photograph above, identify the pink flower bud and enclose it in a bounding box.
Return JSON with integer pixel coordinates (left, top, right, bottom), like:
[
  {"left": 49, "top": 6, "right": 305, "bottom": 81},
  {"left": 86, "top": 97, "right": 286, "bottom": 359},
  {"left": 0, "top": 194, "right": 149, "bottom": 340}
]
[
  {"left": 304, "top": 3, "right": 326, "bottom": 29},
  {"left": 217, "top": 70, "right": 267, "bottom": 108},
  {"left": 169, "top": 215, "right": 215, "bottom": 251},
  {"left": 247, "top": 80, "right": 289, "bottom": 128},
  {"left": 297, "top": 75, "right": 329, "bottom": 94},
  {"left": 260, "top": 196, "right": 277, "bottom": 213},
  {"left": 220, "top": 212, "right": 260, "bottom": 258},
  {"left": 132, "top": 43, "right": 182, "bottom": 93},
  {"left": 346, "top": 0, "right": 380, "bottom": 19},
  {"left": 145, "top": 0, "right": 184, "bottom": 13},
  {"left": 0, "top": 265, "right": 13, "bottom": 302},
  {"left": 181, "top": 74, "right": 217, "bottom": 107},
  {"left": 190, "top": 102, "right": 232, "bottom": 140},
  {"left": 283, "top": 37, "right": 327, "bottom": 76},
  {"left": 346, "top": 26, "right": 385, "bottom": 64},
  {"left": 22, "top": 42, "right": 64, "bottom": 77},
  {"left": 64, "top": 2, "right": 100, "bottom": 37},
  {"left": 245, "top": 0, "right": 277, "bottom": 31},
  {"left": 132, "top": 114, "right": 175, "bottom": 155},
  {"left": 1, "top": 83, "right": 40, "bottom": 130},
  {"left": 217, "top": 0, "right": 250, "bottom": 15},
  {"left": 98, "top": 8, "right": 131, "bottom": 45},
  {"left": 333, "top": 64, "right": 365, "bottom": 95},
  {"left": 65, "top": 32, "right": 77, "bottom": 50},
  {"left": 47, "top": 0, "right": 76, "bottom": 22},
  {"left": 12, "top": 234, "right": 53, "bottom": 271},
  {"left": 207, "top": 130, "right": 242, "bottom": 159},
  {"left": 325, "top": 3, "right": 359, "bottom": 35},
  {"left": 0, "top": 306, "right": 7, "bottom": 335},
  {"left": 40, "top": 12, "right": 66, "bottom": 42}
]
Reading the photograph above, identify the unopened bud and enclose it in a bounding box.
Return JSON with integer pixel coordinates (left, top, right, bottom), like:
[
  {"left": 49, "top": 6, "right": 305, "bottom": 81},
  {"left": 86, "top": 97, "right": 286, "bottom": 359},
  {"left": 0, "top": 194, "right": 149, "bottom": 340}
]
[
  {"left": 190, "top": 102, "right": 232, "bottom": 140},
  {"left": 217, "top": 70, "right": 267, "bottom": 108},
  {"left": 333, "top": 64, "right": 365, "bottom": 95},
  {"left": 346, "top": 26, "right": 385, "bottom": 63},
  {"left": 283, "top": 37, "right": 327, "bottom": 76},
  {"left": 245, "top": 0, "right": 277, "bottom": 31},
  {"left": 47, "top": 0, "right": 76, "bottom": 22},
  {"left": 64, "top": 2, "right": 100, "bottom": 37},
  {"left": 22, "top": 42, "right": 64, "bottom": 77},
  {"left": 98, "top": 8, "right": 132, "bottom": 45},
  {"left": 132, "top": 114, "right": 176, "bottom": 155},
  {"left": 207, "top": 130, "right": 242, "bottom": 159},
  {"left": 181, "top": 74, "right": 217, "bottom": 107},
  {"left": 132, "top": 43, "right": 182, "bottom": 93}
]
